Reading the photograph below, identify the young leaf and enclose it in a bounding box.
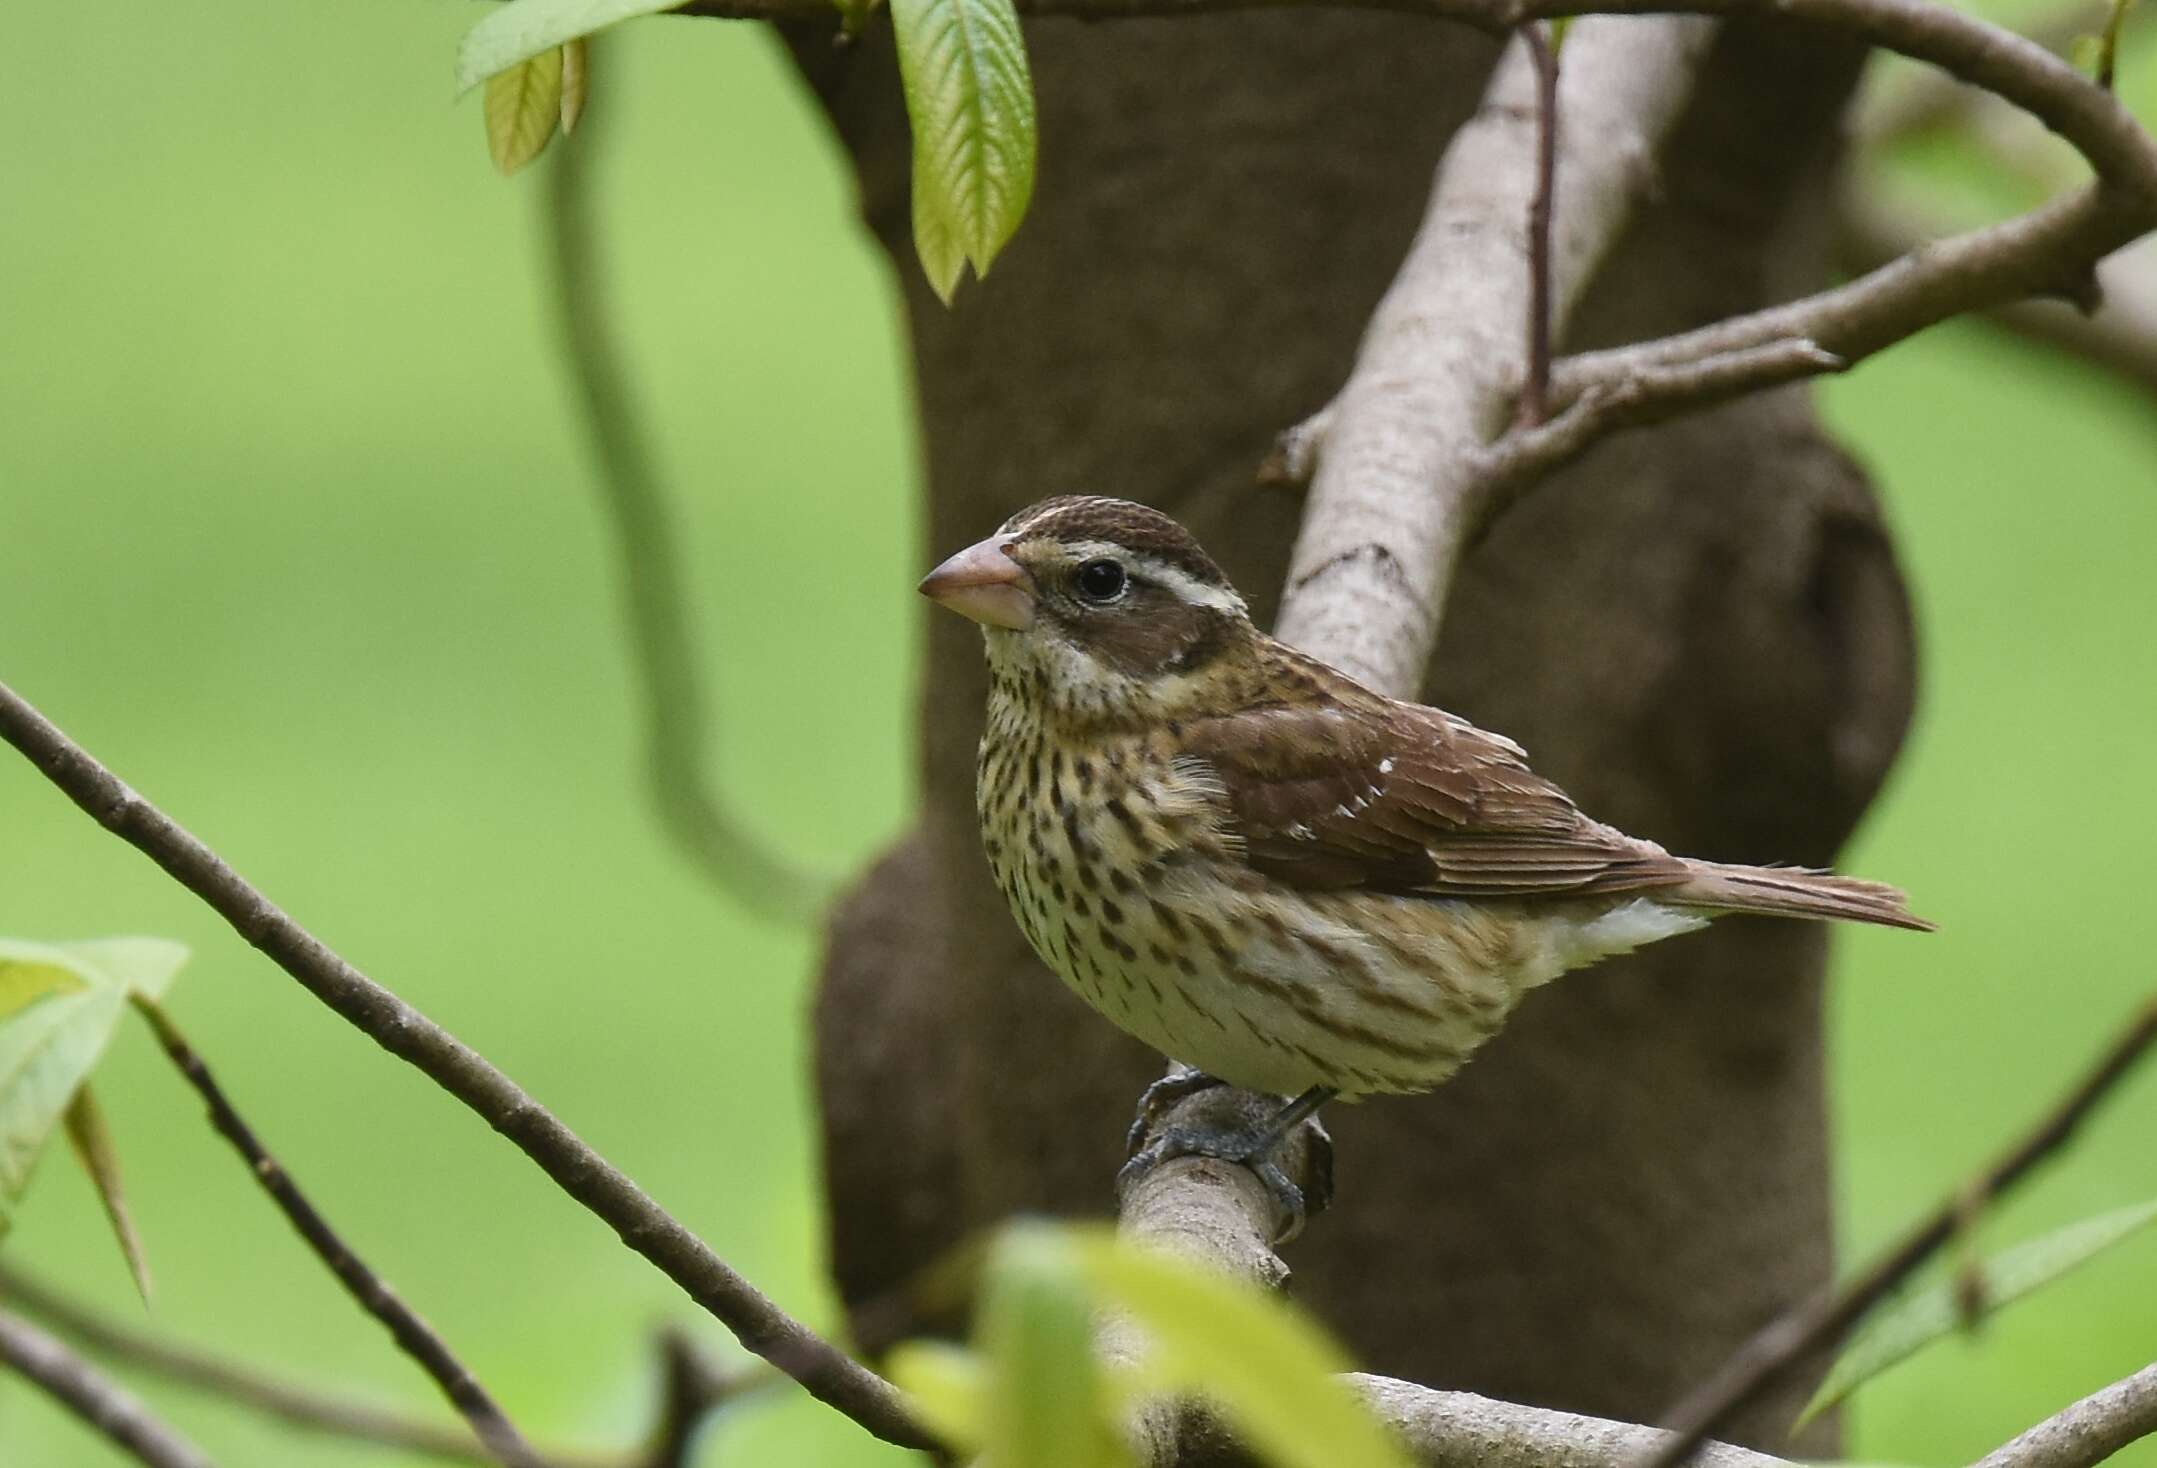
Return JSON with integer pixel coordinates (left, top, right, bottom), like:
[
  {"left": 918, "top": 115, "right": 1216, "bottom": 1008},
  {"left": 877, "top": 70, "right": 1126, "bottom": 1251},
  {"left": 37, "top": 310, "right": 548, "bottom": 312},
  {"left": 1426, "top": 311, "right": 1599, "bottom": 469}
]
[
  {"left": 64, "top": 1087, "right": 153, "bottom": 1303},
  {"left": 0, "top": 954, "right": 86, "bottom": 1023},
  {"left": 984, "top": 1227, "right": 1132, "bottom": 1468},
  {"left": 559, "top": 37, "right": 591, "bottom": 136},
  {"left": 457, "top": 0, "right": 684, "bottom": 95},
  {"left": 57, "top": 938, "right": 190, "bottom": 1003},
  {"left": 888, "top": 0, "right": 1036, "bottom": 302},
  {"left": 0, "top": 982, "right": 128, "bottom": 1213},
  {"left": 888, "top": 1341, "right": 990, "bottom": 1455},
  {"left": 1065, "top": 1230, "right": 1414, "bottom": 1468},
  {"left": 485, "top": 49, "right": 566, "bottom": 176},
  {"left": 0, "top": 938, "right": 187, "bottom": 1252},
  {"left": 1797, "top": 1198, "right": 2157, "bottom": 1428}
]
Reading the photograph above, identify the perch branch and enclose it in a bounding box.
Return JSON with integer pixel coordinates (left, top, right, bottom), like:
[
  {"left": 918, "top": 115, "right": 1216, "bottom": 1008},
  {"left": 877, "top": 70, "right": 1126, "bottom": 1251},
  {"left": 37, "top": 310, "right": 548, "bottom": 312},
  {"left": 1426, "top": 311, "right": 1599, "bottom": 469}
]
[
  {"left": 1636, "top": 994, "right": 2157, "bottom": 1468},
  {"left": 541, "top": 64, "right": 829, "bottom": 927},
  {"left": 1107, "top": 1003, "right": 2157, "bottom": 1468},
  {"left": 1972, "top": 1360, "right": 2157, "bottom": 1468},
  {"left": 0, "top": 679, "right": 934, "bottom": 1453},
  {"left": 130, "top": 996, "right": 539, "bottom": 1468},
  {"left": 0, "top": 1308, "right": 215, "bottom": 1468}
]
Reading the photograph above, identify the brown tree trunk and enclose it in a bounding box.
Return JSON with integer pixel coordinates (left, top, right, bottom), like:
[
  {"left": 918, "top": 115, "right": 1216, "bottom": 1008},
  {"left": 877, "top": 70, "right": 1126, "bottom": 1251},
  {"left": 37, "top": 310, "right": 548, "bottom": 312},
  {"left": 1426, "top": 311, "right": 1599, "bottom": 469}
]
[{"left": 790, "top": 15, "right": 1914, "bottom": 1446}]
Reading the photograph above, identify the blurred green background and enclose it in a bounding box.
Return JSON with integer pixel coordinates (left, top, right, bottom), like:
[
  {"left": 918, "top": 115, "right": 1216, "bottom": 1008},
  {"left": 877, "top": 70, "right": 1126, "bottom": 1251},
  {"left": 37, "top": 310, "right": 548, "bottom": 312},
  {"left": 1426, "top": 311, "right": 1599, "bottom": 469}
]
[{"left": 2, "top": 1, "right": 2152, "bottom": 1463}]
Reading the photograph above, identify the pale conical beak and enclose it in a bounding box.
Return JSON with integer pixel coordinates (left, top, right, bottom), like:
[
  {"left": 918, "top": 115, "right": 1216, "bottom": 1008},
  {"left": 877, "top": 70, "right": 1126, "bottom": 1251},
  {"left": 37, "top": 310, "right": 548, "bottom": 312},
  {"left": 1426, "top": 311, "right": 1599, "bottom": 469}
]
[{"left": 918, "top": 537, "right": 1035, "bottom": 630}]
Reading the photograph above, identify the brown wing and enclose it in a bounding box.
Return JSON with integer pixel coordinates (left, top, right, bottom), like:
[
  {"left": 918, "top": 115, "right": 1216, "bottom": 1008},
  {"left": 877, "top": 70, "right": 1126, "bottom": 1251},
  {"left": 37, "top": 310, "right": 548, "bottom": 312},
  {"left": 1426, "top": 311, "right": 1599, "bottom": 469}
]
[{"left": 1182, "top": 691, "right": 1691, "bottom": 900}]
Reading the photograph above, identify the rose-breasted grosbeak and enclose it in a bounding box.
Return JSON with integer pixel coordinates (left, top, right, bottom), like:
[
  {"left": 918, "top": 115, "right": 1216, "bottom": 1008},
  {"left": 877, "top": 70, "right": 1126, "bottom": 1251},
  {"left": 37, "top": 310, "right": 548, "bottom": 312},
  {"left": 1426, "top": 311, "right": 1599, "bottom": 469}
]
[{"left": 922, "top": 497, "right": 1927, "bottom": 1178}]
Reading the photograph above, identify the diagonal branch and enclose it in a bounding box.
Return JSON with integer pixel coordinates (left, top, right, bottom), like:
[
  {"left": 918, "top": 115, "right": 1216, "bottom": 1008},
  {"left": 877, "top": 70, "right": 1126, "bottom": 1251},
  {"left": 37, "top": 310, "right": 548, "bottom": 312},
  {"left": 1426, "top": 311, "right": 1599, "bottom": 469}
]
[
  {"left": 1635, "top": 994, "right": 2157, "bottom": 1468},
  {"left": 0, "top": 679, "right": 934, "bottom": 1454},
  {"left": 540, "top": 64, "right": 831, "bottom": 928},
  {"left": 0, "top": 1308, "right": 215, "bottom": 1468},
  {"left": 131, "top": 996, "right": 540, "bottom": 1468},
  {"left": 0, "top": 1262, "right": 764, "bottom": 1468}
]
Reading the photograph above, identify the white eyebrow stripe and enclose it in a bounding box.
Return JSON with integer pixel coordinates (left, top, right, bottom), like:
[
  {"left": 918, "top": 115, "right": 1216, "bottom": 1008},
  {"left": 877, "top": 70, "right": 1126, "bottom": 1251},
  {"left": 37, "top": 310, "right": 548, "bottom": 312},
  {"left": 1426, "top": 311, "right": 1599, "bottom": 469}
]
[{"left": 1052, "top": 540, "right": 1247, "bottom": 614}]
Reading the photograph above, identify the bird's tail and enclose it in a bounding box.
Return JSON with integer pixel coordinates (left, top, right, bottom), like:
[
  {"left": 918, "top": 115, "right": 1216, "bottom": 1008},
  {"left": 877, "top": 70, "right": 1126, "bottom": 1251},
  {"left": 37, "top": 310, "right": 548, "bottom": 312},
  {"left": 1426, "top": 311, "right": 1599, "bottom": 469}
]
[{"left": 1670, "top": 861, "right": 1933, "bottom": 932}]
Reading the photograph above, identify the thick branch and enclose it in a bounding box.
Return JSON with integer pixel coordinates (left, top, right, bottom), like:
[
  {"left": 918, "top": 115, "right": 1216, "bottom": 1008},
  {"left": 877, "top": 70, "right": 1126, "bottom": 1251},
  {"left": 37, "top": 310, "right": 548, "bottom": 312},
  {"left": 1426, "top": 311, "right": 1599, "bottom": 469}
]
[
  {"left": 0, "top": 1308, "right": 215, "bottom": 1468},
  {"left": 1354, "top": 1377, "right": 1785, "bottom": 1468},
  {"left": 1273, "top": 16, "right": 1717, "bottom": 692},
  {"left": 0, "top": 680, "right": 932, "bottom": 1453},
  {"left": 1973, "top": 1361, "right": 2157, "bottom": 1468},
  {"left": 132, "top": 997, "right": 538, "bottom": 1468},
  {"left": 541, "top": 69, "right": 829, "bottom": 927}
]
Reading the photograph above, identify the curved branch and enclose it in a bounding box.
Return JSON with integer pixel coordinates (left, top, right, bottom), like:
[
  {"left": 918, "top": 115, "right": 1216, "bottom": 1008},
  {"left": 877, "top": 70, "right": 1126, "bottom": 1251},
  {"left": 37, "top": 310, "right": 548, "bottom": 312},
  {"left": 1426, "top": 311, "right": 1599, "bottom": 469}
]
[
  {"left": 542, "top": 71, "right": 831, "bottom": 927},
  {"left": 0, "top": 1309, "right": 215, "bottom": 1468},
  {"left": 0, "top": 681, "right": 933, "bottom": 1454}
]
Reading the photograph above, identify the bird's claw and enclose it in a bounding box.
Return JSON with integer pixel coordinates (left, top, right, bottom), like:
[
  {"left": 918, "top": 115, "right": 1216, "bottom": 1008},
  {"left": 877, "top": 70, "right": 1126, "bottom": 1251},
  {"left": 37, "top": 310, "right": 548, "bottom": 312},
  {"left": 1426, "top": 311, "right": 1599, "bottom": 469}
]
[
  {"left": 1118, "top": 1082, "right": 1335, "bottom": 1243},
  {"left": 1124, "top": 1068, "right": 1230, "bottom": 1156}
]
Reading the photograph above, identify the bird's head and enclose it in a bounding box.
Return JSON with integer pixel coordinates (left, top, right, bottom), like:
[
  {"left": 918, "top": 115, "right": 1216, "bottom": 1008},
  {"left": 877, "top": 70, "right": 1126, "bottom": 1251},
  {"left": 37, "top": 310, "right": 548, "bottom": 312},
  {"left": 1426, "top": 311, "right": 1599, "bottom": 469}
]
[{"left": 919, "top": 496, "right": 1257, "bottom": 725}]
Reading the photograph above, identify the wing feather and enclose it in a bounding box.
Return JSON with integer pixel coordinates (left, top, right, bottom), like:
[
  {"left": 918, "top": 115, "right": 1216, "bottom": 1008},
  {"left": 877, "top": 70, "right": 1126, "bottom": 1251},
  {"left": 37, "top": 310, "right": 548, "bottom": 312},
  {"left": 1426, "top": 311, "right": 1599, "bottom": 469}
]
[{"left": 1182, "top": 675, "right": 1690, "bottom": 901}]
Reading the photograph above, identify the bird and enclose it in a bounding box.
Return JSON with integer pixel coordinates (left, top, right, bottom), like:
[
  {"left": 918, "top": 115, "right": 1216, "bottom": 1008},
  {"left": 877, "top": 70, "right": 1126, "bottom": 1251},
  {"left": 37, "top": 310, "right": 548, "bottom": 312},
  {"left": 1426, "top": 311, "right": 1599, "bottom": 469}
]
[{"left": 920, "top": 495, "right": 1928, "bottom": 1213}]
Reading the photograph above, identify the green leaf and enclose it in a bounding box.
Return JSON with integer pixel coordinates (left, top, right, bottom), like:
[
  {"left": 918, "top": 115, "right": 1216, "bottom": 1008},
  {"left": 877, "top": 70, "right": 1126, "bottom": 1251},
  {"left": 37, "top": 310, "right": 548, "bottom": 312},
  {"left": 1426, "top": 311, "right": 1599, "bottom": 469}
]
[
  {"left": 888, "top": 0, "right": 1036, "bottom": 302},
  {"left": 484, "top": 49, "right": 565, "bottom": 176},
  {"left": 64, "top": 1087, "right": 153, "bottom": 1304},
  {"left": 457, "top": 0, "right": 684, "bottom": 95},
  {"left": 53, "top": 939, "right": 189, "bottom": 1003},
  {"left": 1, "top": 983, "right": 127, "bottom": 1213},
  {"left": 888, "top": 1341, "right": 989, "bottom": 1455},
  {"left": 0, "top": 938, "right": 186, "bottom": 1258},
  {"left": 1798, "top": 1198, "right": 2157, "bottom": 1429},
  {"left": 0, "top": 958, "right": 85, "bottom": 1024},
  {"left": 984, "top": 1228, "right": 1131, "bottom": 1468},
  {"left": 1063, "top": 1229, "right": 1413, "bottom": 1468},
  {"left": 559, "top": 37, "right": 591, "bottom": 136}
]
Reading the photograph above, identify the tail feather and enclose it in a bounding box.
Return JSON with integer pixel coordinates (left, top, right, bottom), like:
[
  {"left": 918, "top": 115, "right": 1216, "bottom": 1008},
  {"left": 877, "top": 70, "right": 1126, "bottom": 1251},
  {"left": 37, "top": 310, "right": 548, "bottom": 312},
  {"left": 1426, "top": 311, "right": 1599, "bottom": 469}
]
[{"left": 1671, "top": 862, "right": 1933, "bottom": 932}]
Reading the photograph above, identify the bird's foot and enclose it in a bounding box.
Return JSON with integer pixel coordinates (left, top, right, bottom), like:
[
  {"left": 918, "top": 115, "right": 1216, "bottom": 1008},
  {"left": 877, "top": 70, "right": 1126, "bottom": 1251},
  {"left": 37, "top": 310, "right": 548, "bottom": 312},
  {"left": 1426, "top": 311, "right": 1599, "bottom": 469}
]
[
  {"left": 1123, "top": 1066, "right": 1232, "bottom": 1155},
  {"left": 1118, "top": 1081, "right": 1336, "bottom": 1243}
]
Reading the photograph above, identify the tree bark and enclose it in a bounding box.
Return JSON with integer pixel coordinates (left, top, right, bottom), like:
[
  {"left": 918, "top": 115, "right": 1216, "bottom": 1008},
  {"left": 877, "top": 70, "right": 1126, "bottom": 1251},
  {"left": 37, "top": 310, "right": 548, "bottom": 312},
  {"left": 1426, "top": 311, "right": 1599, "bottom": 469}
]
[{"left": 792, "top": 14, "right": 1914, "bottom": 1445}]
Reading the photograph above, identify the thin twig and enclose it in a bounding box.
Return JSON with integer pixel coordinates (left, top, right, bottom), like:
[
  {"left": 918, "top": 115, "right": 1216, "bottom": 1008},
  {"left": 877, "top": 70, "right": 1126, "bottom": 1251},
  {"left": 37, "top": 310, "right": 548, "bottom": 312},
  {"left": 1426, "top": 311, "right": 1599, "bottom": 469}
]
[
  {"left": 0, "top": 1263, "right": 766, "bottom": 1468},
  {"left": 1470, "top": 338, "right": 1848, "bottom": 541},
  {"left": 130, "top": 996, "right": 540, "bottom": 1468},
  {"left": 540, "top": 57, "right": 829, "bottom": 928},
  {"left": 1636, "top": 994, "right": 2157, "bottom": 1468},
  {"left": 1973, "top": 1360, "right": 2157, "bottom": 1468},
  {"left": 2097, "top": 0, "right": 2131, "bottom": 90},
  {"left": 0, "top": 1261, "right": 543, "bottom": 1467},
  {"left": 0, "top": 680, "right": 935, "bottom": 1452},
  {"left": 0, "top": 1308, "right": 216, "bottom": 1468},
  {"left": 1518, "top": 22, "right": 1561, "bottom": 427}
]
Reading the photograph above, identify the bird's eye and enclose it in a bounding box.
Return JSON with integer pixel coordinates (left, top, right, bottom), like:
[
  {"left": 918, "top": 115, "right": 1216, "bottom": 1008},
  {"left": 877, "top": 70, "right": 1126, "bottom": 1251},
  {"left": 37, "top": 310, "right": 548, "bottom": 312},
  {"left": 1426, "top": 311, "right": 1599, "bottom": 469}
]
[{"left": 1074, "top": 558, "right": 1128, "bottom": 603}]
